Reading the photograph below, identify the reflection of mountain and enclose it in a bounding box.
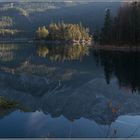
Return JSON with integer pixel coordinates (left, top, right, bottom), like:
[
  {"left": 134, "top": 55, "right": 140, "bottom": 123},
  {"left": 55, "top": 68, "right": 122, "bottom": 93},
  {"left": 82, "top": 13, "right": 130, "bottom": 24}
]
[
  {"left": 37, "top": 44, "right": 89, "bottom": 62},
  {"left": 93, "top": 50, "right": 140, "bottom": 93},
  {"left": 1, "top": 44, "right": 140, "bottom": 127},
  {"left": 0, "top": 70, "right": 140, "bottom": 125}
]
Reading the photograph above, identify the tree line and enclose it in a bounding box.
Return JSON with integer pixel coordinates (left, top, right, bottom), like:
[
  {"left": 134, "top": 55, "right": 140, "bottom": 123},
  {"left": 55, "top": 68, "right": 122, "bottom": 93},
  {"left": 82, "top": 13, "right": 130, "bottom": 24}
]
[
  {"left": 100, "top": 2, "right": 140, "bottom": 45},
  {"left": 35, "top": 22, "right": 92, "bottom": 43}
]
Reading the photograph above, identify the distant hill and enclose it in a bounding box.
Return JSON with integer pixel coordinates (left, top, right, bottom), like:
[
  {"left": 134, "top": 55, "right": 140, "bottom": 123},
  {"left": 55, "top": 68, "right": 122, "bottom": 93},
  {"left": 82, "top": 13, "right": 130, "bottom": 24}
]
[{"left": 0, "top": 2, "right": 121, "bottom": 38}]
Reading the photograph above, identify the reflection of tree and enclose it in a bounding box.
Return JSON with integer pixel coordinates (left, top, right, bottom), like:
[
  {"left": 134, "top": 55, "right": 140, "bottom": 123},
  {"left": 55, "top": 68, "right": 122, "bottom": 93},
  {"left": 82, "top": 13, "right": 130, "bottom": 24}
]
[
  {"left": 0, "top": 44, "right": 18, "bottom": 51},
  {"left": 93, "top": 50, "right": 140, "bottom": 93},
  {"left": 0, "top": 96, "right": 17, "bottom": 119},
  {"left": 0, "top": 43, "right": 36, "bottom": 69},
  {"left": 37, "top": 44, "right": 89, "bottom": 62},
  {"left": 0, "top": 96, "right": 17, "bottom": 109},
  {"left": 0, "top": 43, "right": 18, "bottom": 62},
  {"left": 0, "top": 96, "right": 32, "bottom": 119}
]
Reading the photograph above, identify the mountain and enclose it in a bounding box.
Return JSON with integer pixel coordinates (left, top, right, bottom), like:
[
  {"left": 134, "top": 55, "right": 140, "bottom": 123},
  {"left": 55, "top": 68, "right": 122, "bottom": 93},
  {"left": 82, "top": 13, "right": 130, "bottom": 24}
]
[{"left": 0, "top": 2, "right": 121, "bottom": 38}]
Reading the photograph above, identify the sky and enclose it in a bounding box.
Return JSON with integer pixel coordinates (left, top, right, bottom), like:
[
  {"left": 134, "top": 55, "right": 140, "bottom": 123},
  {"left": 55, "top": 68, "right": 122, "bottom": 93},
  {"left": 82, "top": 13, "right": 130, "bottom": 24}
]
[{"left": 0, "top": 0, "right": 134, "bottom": 2}]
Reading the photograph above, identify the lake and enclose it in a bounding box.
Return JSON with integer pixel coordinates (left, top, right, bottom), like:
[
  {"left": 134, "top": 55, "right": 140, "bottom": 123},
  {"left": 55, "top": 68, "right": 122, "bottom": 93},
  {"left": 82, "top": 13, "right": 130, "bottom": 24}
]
[{"left": 0, "top": 43, "right": 140, "bottom": 138}]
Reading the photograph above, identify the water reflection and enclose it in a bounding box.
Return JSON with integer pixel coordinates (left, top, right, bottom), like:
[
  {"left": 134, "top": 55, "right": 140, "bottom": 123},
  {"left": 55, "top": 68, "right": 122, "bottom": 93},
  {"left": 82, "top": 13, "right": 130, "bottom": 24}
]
[
  {"left": 37, "top": 44, "right": 89, "bottom": 62},
  {"left": 0, "top": 43, "right": 140, "bottom": 137},
  {"left": 93, "top": 50, "right": 140, "bottom": 93},
  {"left": 0, "top": 44, "right": 18, "bottom": 62}
]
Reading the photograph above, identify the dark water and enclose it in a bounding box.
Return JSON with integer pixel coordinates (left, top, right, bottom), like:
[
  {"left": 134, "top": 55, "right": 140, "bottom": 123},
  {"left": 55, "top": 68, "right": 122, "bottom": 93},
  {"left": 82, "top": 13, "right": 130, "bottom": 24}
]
[{"left": 0, "top": 43, "right": 140, "bottom": 138}]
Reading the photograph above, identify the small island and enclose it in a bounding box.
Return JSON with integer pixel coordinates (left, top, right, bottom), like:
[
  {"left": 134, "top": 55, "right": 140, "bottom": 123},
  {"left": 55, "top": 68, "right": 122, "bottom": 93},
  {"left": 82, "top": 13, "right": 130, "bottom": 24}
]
[{"left": 35, "top": 22, "right": 92, "bottom": 45}]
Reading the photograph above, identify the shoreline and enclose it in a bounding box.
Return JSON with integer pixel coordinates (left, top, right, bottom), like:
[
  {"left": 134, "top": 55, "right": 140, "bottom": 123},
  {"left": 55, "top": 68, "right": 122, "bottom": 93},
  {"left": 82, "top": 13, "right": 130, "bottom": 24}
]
[
  {"left": 0, "top": 39, "right": 92, "bottom": 45},
  {"left": 0, "top": 40, "right": 140, "bottom": 52},
  {"left": 93, "top": 45, "right": 140, "bottom": 52}
]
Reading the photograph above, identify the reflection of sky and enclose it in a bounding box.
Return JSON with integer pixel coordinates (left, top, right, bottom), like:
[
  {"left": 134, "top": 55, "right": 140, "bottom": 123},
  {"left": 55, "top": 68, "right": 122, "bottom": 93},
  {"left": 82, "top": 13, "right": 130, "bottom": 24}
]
[
  {"left": 111, "top": 115, "right": 140, "bottom": 138},
  {"left": 0, "top": 110, "right": 140, "bottom": 137},
  {"left": 14, "top": 111, "right": 110, "bottom": 137},
  {"left": 26, "top": 113, "right": 140, "bottom": 138}
]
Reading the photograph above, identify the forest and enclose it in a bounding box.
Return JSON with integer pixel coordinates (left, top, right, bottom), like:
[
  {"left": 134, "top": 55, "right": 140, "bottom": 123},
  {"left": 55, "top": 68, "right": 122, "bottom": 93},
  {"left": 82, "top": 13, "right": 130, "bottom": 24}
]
[{"left": 100, "top": 1, "right": 140, "bottom": 45}]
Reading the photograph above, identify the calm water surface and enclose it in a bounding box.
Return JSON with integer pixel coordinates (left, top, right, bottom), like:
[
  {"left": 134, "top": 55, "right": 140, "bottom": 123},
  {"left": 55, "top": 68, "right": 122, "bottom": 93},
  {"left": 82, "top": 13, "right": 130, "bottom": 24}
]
[{"left": 0, "top": 43, "right": 140, "bottom": 138}]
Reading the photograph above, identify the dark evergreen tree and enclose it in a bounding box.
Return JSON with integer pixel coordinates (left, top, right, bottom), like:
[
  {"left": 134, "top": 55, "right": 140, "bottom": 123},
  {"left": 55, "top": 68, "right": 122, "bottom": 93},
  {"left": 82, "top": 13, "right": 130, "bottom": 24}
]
[{"left": 100, "top": 9, "right": 112, "bottom": 44}]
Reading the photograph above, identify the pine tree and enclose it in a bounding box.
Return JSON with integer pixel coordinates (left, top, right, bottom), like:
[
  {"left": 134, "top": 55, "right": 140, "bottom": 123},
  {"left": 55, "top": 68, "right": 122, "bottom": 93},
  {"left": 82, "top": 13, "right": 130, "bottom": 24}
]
[{"left": 100, "top": 9, "right": 112, "bottom": 44}]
